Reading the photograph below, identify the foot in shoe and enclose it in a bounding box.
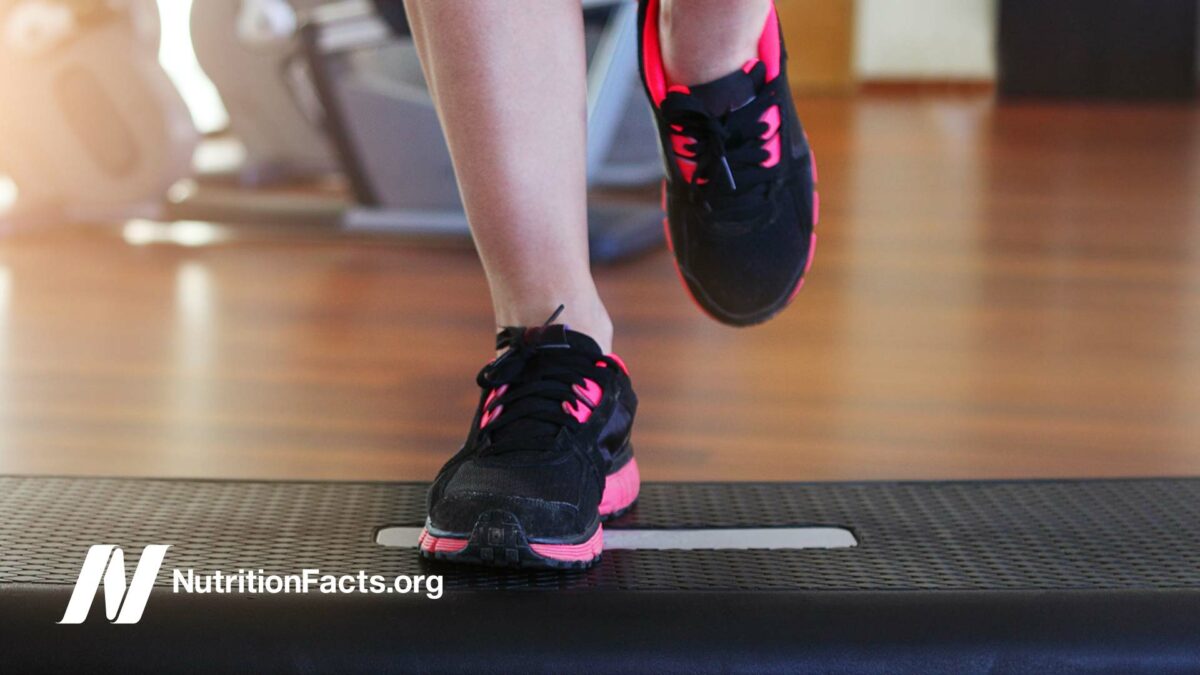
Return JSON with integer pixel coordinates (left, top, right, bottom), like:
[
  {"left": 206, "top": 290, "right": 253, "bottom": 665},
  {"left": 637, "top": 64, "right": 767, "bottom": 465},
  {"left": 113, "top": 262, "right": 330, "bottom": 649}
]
[
  {"left": 639, "top": 0, "right": 819, "bottom": 326},
  {"left": 421, "top": 311, "right": 639, "bottom": 570}
]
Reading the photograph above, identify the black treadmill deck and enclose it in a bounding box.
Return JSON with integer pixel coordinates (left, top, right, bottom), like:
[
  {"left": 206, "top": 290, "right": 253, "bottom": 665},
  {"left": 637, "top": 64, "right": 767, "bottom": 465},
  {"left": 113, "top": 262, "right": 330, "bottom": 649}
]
[
  {"left": 4, "top": 476, "right": 1199, "bottom": 591},
  {"left": 3, "top": 476, "right": 1199, "bottom": 673}
]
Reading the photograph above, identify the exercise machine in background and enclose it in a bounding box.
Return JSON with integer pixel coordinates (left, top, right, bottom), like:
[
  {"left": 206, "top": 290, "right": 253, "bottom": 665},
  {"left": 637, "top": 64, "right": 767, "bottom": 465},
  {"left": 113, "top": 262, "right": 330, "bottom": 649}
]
[
  {"left": 0, "top": 0, "right": 665, "bottom": 262},
  {"left": 174, "top": 0, "right": 666, "bottom": 262},
  {"left": 0, "top": 0, "right": 198, "bottom": 226},
  {"left": 187, "top": 0, "right": 337, "bottom": 187}
]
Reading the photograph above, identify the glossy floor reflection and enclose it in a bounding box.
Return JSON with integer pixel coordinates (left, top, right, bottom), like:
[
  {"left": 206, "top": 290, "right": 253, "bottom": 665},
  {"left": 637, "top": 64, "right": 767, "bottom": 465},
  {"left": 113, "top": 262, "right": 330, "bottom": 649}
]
[{"left": 1, "top": 93, "right": 1198, "bottom": 481}]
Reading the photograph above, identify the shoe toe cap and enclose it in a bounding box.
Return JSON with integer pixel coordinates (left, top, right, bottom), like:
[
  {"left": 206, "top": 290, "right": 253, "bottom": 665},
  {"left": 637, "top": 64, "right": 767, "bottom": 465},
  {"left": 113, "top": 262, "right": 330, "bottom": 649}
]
[
  {"left": 428, "top": 458, "right": 599, "bottom": 539},
  {"left": 679, "top": 210, "right": 814, "bottom": 325}
]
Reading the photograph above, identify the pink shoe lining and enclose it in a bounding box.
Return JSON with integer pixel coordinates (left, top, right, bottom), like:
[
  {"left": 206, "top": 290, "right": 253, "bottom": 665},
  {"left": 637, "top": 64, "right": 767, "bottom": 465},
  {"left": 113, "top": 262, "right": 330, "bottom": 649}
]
[
  {"left": 602, "top": 353, "right": 630, "bottom": 376},
  {"left": 642, "top": 0, "right": 667, "bottom": 104},
  {"left": 758, "top": 5, "right": 782, "bottom": 81},
  {"left": 643, "top": 0, "right": 783, "bottom": 107}
]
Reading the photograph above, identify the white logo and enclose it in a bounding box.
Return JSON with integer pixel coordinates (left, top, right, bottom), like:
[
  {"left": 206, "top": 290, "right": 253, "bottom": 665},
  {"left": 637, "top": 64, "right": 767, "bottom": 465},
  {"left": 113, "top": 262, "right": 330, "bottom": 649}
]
[{"left": 59, "top": 545, "right": 171, "bottom": 624}]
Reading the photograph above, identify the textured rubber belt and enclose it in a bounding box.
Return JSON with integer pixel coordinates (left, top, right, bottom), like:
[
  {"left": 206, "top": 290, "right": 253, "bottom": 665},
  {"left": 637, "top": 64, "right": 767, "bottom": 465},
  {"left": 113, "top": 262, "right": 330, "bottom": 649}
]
[{"left": 3, "top": 476, "right": 1200, "bottom": 591}]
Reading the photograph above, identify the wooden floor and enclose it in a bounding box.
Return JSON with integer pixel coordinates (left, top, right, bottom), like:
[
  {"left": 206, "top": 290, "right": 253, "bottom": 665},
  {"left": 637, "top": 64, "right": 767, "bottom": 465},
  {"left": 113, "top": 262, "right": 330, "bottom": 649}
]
[{"left": 1, "top": 93, "right": 1198, "bottom": 482}]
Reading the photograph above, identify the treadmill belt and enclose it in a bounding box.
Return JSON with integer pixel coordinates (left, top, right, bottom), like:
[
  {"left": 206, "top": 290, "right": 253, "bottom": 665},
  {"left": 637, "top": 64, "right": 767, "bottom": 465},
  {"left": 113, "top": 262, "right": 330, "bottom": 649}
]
[{"left": 2, "top": 476, "right": 1199, "bottom": 673}]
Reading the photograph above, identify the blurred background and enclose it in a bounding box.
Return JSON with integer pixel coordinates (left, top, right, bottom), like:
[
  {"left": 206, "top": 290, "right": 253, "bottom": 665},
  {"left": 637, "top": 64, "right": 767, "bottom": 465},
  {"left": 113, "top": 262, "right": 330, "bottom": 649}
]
[{"left": 0, "top": 0, "right": 1197, "bottom": 482}]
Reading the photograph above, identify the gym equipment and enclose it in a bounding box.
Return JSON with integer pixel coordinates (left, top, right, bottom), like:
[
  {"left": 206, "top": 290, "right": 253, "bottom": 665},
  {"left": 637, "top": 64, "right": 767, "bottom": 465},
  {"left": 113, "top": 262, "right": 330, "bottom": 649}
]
[
  {"left": 177, "top": 0, "right": 666, "bottom": 262},
  {"left": 188, "top": 0, "right": 338, "bottom": 186},
  {"left": 0, "top": 0, "right": 198, "bottom": 225},
  {"left": 3, "top": 475, "right": 1198, "bottom": 673}
]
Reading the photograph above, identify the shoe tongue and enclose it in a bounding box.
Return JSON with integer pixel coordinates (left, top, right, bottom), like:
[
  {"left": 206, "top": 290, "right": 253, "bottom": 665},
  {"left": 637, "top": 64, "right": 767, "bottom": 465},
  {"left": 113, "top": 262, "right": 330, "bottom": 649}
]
[
  {"left": 519, "top": 325, "right": 602, "bottom": 356},
  {"left": 520, "top": 323, "right": 569, "bottom": 348},
  {"left": 686, "top": 60, "right": 767, "bottom": 117},
  {"left": 564, "top": 329, "right": 602, "bottom": 355}
]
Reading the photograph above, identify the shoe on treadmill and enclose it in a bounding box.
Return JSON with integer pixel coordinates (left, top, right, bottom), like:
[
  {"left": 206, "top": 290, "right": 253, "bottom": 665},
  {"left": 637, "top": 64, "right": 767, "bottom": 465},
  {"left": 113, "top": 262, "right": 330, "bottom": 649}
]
[
  {"left": 638, "top": 0, "right": 819, "bottom": 326},
  {"left": 420, "top": 315, "right": 639, "bottom": 569}
]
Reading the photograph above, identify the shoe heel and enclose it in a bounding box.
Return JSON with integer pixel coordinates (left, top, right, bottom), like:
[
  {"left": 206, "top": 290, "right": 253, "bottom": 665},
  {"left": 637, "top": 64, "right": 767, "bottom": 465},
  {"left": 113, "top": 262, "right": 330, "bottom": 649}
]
[{"left": 600, "top": 455, "right": 641, "bottom": 519}]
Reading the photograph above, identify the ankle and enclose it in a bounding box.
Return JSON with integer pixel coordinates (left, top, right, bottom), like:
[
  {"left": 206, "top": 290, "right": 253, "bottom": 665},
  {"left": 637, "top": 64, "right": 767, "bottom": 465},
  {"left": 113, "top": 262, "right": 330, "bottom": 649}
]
[
  {"left": 494, "top": 298, "right": 614, "bottom": 353},
  {"left": 565, "top": 309, "right": 614, "bottom": 354},
  {"left": 659, "top": 0, "right": 771, "bottom": 86}
]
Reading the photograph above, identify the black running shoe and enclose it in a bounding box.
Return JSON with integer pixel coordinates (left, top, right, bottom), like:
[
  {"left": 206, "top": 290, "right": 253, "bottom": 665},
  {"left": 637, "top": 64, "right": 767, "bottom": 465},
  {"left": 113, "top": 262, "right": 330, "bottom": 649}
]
[
  {"left": 638, "top": 1, "right": 818, "bottom": 326},
  {"left": 420, "top": 314, "right": 639, "bottom": 569}
]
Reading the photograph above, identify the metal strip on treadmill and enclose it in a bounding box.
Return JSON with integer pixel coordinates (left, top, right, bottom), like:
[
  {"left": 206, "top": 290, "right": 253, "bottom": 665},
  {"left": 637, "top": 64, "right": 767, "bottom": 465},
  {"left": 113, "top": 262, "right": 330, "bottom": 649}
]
[{"left": 376, "top": 527, "right": 857, "bottom": 550}]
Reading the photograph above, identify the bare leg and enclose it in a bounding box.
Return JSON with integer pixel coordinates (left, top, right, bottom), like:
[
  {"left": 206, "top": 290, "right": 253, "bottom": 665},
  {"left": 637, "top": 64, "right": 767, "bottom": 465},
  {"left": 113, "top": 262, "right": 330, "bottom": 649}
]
[
  {"left": 659, "top": 0, "right": 773, "bottom": 86},
  {"left": 403, "top": 0, "right": 612, "bottom": 351}
]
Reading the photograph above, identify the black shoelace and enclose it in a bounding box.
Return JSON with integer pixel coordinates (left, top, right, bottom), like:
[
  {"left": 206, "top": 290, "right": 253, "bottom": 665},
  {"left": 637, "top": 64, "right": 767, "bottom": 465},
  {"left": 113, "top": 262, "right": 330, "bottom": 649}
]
[
  {"left": 661, "top": 84, "right": 785, "bottom": 226},
  {"left": 475, "top": 308, "right": 609, "bottom": 456}
]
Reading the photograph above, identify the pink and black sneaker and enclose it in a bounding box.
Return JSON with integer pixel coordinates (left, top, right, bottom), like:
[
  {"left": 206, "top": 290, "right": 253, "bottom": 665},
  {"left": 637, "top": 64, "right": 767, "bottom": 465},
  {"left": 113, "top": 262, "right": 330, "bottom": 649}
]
[
  {"left": 638, "top": 1, "right": 819, "bottom": 326},
  {"left": 419, "top": 313, "right": 639, "bottom": 569}
]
